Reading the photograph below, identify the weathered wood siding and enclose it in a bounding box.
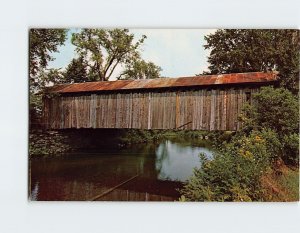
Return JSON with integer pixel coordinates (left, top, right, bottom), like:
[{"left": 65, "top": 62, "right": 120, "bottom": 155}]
[{"left": 43, "top": 87, "right": 259, "bottom": 131}]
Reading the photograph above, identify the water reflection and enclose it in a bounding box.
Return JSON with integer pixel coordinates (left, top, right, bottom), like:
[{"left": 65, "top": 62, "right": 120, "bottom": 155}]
[
  {"left": 30, "top": 138, "right": 213, "bottom": 201},
  {"left": 155, "top": 140, "right": 213, "bottom": 181}
]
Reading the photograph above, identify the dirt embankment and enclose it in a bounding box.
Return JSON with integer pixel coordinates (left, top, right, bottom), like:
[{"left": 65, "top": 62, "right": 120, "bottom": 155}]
[{"left": 261, "top": 161, "right": 299, "bottom": 202}]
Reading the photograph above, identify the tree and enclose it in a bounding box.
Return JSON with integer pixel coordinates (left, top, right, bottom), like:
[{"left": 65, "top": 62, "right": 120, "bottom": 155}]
[
  {"left": 29, "top": 29, "right": 67, "bottom": 128},
  {"left": 63, "top": 56, "right": 90, "bottom": 83},
  {"left": 29, "top": 29, "right": 67, "bottom": 94},
  {"left": 71, "top": 29, "right": 161, "bottom": 81},
  {"left": 203, "top": 29, "right": 300, "bottom": 93},
  {"left": 117, "top": 59, "right": 162, "bottom": 80},
  {"left": 29, "top": 29, "right": 67, "bottom": 79}
]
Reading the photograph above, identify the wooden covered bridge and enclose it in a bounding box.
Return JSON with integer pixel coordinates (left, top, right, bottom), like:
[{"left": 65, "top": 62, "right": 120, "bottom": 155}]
[{"left": 43, "top": 72, "right": 277, "bottom": 131}]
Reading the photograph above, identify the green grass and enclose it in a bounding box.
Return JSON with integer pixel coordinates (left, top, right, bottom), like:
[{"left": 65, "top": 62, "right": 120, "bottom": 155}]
[{"left": 277, "top": 168, "right": 299, "bottom": 201}]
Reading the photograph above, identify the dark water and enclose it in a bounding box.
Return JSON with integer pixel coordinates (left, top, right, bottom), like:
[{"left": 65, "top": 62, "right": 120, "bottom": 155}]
[{"left": 29, "top": 139, "right": 213, "bottom": 201}]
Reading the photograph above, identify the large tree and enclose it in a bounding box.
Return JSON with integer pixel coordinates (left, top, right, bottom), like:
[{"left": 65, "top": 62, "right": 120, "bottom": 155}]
[
  {"left": 71, "top": 29, "right": 161, "bottom": 81},
  {"left": 203, "top": 29, "right": 300, "bottom": 93}
]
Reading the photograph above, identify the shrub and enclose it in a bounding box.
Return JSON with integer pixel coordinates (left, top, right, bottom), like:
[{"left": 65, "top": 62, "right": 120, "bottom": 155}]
[
  {"left": 241, "top": 86, "right": 298, "bottom": 135},
  {"left": 253, "top": 87, "right": 299, "bottom": 135},
  {"left": 118, "top": 129, "right": 164, "bottom": 145},
  {"left": 282, "top": 133, "right": 299, "bottom": 164},
  {"left": 180, "top": 130, "right": 274, "bottom": 201},
  {"left": 258, "top": 128, "right": 283, "bottom": 161},
  {"left": 29, "top": 130, "right": 71, "bottom": 157},
  {"left": 239, "top": 86, "right": 299, "bottom": 165}
]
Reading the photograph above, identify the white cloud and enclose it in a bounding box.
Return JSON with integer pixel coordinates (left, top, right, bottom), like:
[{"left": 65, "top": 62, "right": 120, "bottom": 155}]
[{"left": 131, "top": 29, "right": 216, "bottom": 77}]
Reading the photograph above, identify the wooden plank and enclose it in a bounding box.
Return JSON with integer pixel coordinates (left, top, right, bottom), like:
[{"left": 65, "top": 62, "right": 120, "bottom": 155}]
[
  {"left": 147, "top": 93, "right": 151, "bottom": 129},
  {"left": 225, "top": 90, "right": 229, "bottom": 130},
  {"left": 210, "top": 90, "right": 215, "bottom": 131},
  {"left": 206, "top": 90, "right": 211, "bottom": 130},
  {"left": 223, "top": 90, "right": 227, "bottom": 131},
  {"left": 175, "top": 92, "right": 180, "bottom": 128},
  {"left": 231, "top": 89, "right": 235, "bottom": 130},
  {"left": 199, "top": 90, "right": 203, "bottom": 130},
  {"left": 216, "top": 89, "right": 220, "bottom": 130},
  {"left": 233, "top": 89, "right": 238, "bottom": 130}
]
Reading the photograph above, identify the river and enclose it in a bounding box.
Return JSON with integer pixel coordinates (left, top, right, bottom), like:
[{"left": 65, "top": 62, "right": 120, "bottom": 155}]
[{"left": 29, "top": 138, "right": 213, "bottom": 201}]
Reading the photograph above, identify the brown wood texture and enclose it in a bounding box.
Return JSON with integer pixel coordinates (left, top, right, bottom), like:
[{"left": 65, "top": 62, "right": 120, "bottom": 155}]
[{"left": 44, "top": 88, "right": 260, "bottom": 131}]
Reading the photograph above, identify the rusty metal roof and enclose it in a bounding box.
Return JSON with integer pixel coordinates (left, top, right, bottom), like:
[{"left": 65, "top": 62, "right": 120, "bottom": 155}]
[{"left": 47, "top": 72, "right": 278, "bottom": 94}]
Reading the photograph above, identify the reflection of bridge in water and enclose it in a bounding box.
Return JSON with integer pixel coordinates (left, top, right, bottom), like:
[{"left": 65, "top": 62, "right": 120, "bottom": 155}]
[{"left": 95, "top": 188, "right": 176, "bottom": 201}]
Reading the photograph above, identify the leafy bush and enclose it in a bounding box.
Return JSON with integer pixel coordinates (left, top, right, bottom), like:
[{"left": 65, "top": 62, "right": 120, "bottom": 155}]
[
  {"left": 253, "top": 87, "right": 299, "bottom": 135},
  {"left": 241, "top": 86, "right": 298, "bottom": 135},
  {"left": 118, "top": 129, "right": 164, "bottom": 145},
  {"left": 29, "top": 130, "right": 71, "bottom": 157},
  {"left": 258, "top": 128, "right": 283, "bottom": 161},
  {"left": 180, "top": 130, "right": 274, "bottom": 201},
  {"left": 282, "top": 133, "right": 299, "bottom": 164},
  {"left": 239, "top": 86, "right": 299, "bottom": 164}
]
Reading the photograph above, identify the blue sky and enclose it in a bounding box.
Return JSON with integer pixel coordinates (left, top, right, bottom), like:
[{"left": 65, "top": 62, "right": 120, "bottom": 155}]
[{"left": 48, "top": 29, "right": 216, "bottom": 79}]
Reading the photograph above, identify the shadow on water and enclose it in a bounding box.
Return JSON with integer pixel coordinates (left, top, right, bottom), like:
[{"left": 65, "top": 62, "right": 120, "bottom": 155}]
[{"left": 30, "top": 138, "right": 213, "bottom": 201}]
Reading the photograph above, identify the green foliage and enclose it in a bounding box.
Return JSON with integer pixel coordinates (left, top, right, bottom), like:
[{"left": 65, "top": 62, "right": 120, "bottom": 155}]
[
  {"left": 180, "top": 130, "right": 274, "bottom": 201},
  {"left": 282, "top": 133, "right": 299, "bottom": 164},
  {"left": 253, "top": 87, "right": 299, "bottom": 135},
  {"left": 30, "top": 68, "right": 65, "bottom": 93},
  {"left": 203, "top": 29, "right": 300, "bottom": 93},
  {"left": 118, "top": 129, "right": 164, "bottom": 146},
  {"left": 63, "top": 56, "right": 91, "bottom": 83},
  {"left": 29, "top": 69, "right": 65, "bottom": 127},
  {"left": 239, "top": 86, "right": 299, "bottom": 164},
  {"left": 29, "top": 130, "right": 71, "bottom": 157},
  {"left": 29, "top": 29, "right": 67, "bottom": 80},
  {"left": 176, "top": 130, "right": 235, "bottom": 148},
  {"left": 71, "top": 29, "right": 161, "bottom": 81},
  {"left": 240, "top": 87, "right": 299, "bottom": 135},
  {"left": 118, "top": 60, "right": 162, "bottom": 80},
  {"left": 29, "top": 29, "right": 68, "bottom": 128},
  {"left": 257, "top": 128, "right": 282, "bottom": 161}
]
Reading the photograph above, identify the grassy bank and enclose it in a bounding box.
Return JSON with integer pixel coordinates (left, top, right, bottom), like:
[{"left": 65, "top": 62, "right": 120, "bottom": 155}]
[{"left": 261, "top": 164, "right": 299, "bottom": 201}]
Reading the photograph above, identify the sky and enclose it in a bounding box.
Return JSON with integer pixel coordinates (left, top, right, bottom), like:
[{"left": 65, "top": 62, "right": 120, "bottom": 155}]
[{"left": 48, "top": 29, "right": 217, "bottom": 80}]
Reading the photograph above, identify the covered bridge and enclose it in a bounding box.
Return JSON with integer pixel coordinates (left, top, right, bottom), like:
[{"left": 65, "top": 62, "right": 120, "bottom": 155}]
[{"left": 43, "top": 72, "right": 277, "bottom": 131}]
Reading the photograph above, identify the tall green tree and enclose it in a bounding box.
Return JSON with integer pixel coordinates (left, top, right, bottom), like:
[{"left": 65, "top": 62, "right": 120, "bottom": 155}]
[
  {"left": 203, "top": 29, "right": 300, "bottom": 93},
  {"left": 71, "top": 29, "right": 161, "bottom": 81},
  {"left": 63, "top": 56, "right": 90, "bottom": 83},
  {"left": 29, "top": 29, "right": 67, "bottom": 93}
]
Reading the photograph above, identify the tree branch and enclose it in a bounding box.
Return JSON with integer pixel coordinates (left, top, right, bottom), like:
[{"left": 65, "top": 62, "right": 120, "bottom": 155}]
[{"left": 106, "top": 59, "right": 121, "bottom": 80}]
